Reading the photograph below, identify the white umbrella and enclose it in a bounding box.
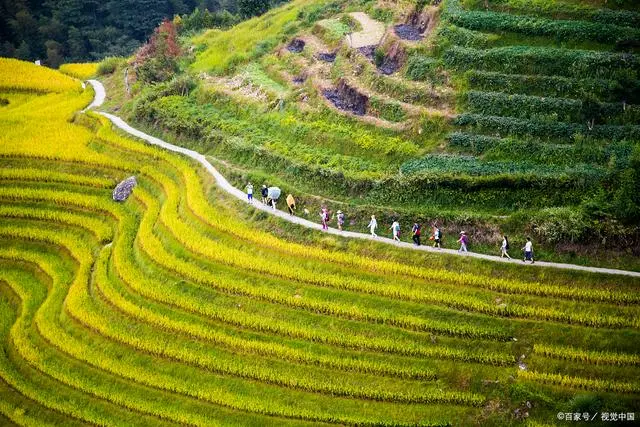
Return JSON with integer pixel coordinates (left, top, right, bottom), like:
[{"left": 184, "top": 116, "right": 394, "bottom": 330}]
[{"left": 267, "top": 187, "right": 281, "bottom": 200}]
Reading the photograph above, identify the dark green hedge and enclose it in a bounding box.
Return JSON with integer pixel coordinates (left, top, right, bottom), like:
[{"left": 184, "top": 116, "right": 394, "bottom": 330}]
[
  {"left": 465, "top": 71, "right": 631, "bottom": 102},
  {"left": 443, "top": 46, "right": 640, "bottom": 80},
  {"left": 454, "top": 113, "right": 640, "bottom": 141},
  {"left": 464, "top": 91, "right": 640, "bottom": 125},
  {"left": 463, "top": 0, "right": 640, "bottom": 29},
  {"left": 444, "top": 0, "right": 640, "bottom": 44},
  {"left": 446, "top": 132, "right": 628, "bottom": 166},
  {"left": 399, "top": 153, "right": 603, "bottom": 179}
]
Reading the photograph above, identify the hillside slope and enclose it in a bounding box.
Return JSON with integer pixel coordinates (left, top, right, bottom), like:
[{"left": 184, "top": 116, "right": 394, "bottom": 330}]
[
  {"left": 1, "top": 56, "right": 640, "bottom": 427},
  {"left": 106, "top": 0, "right": 640, "bottom": 267}
]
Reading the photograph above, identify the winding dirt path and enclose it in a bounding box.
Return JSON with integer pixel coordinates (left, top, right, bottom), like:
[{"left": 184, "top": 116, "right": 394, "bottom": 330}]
[
  {"left": 346, "top": 12, "right": 386, "bottom": 48},
  {"left": 86, "top": 79, "right": 640, "bottom": 278}
]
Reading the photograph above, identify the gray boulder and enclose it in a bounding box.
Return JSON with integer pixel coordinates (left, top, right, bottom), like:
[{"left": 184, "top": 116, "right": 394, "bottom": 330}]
[{"left": 113, "top": 176, "right": 137, "bottom": 202}]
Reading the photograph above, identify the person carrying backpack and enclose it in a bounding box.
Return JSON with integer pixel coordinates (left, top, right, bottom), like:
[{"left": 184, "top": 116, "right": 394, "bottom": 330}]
[
  {"left": 501, "top": 235, "right": 512, "bottom": 259},
  {"left": 390, "top": 219, "right": 401, "bottom": 242},
  {"left": 320, "top": 207, "right": 329, "bottom": 230},
  {"left": 261, "top": 185, "right": 268, "bottom": 204},
  {"left": 522, "top": 237, "right": 535, "bottom": 263},
  {"left": 432, "top": 225, "right": 442, "bottom": 249},
  {"left": 412, "top": 222, "right": 421, "bottom": 246}
]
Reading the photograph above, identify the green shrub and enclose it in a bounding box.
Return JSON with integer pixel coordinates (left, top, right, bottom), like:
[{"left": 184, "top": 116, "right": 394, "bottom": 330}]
[
  {"left": 178, "top": 8, "right": 240, "bottom": 34},
  {"left": 97, "top": 57, "right": 124, "bottom": 75},
  {"left": 369, "top": 98, "right": 407, "bottom": 123},
  {"left": 399, "top": 154, "right": 602, "bottom": 180},
  {"left": 447, "top": 132, "right": 610, "bottom": 165},
  {"left": 464, "top": 91, "right": 640, "bottom": 125},
  {"left": 444, "top": 0, "right": 640, "bottom": 44},
  {"left": 443, "top": 46, "right": 639, "bottom": 80},
  {"left": 531, "top": 207, "right": 590, "bottom": 243},
  {"left": 465, "top": 71, "right": 627, "bottom": 102},
  {"left": 434, "top": 25, "right": 495, "bottom": 52},
  {"left": 370, "top": 8, "right": 394, "bottom": 24},
  {"left": 462, "top": 0, "right": 640, "bottom": 28},
  {"left": 405, "top": 55, "right": 438, "bottom": 81},
  {"left": 455, "top": 113, "right": 640, "bottom": 141}
]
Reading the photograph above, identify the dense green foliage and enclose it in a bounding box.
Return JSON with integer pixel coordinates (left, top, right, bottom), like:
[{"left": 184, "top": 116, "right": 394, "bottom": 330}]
[
  {"left": 0, "top": 0, "right": 243, "bottom": 66},
  {"left": 446, "top": 0, "right": 640, "bottom": 44}
]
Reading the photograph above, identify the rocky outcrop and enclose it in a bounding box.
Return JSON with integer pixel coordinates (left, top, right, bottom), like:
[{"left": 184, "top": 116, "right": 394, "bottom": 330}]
[
  {"left": 113, "top": 176, "right": 137, "bottom": 201},
  {"left": 287, "top": 39, "right": 306, "bottom": 53}
]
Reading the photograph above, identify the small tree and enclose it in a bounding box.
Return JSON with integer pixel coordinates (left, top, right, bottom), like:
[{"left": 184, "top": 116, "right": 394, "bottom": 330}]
[
  {"left": 238, "top": 0, "right": 270, "bottom": 18},
  {"left": 135, "top": 19, "right": 181, "bottom": 83}
]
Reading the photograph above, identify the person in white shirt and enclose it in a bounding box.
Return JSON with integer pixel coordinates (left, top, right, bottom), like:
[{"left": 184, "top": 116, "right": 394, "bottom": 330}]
[
  {"left": 245, "top": 182, "right": 254, "bottom": 203},
  {"left": 368, "top": 215, "right": 378, "bottom": 237},
  {"left": 522, "top": 237, "right": 534, "bottom": 263},
  {"left": 390, "top": 220, "right": 401, "bottom": 242},
  {"left": 501, "top": 235, "right": 512, "bottom": 259}
]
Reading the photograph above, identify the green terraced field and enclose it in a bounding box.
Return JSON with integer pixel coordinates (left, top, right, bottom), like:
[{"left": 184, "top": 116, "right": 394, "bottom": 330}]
[
  {"left": 0, "top": 56, "right": 639, "bottom": 426},
  {"left": 99, "top": 0, "right": 640, "bottom": 269}
]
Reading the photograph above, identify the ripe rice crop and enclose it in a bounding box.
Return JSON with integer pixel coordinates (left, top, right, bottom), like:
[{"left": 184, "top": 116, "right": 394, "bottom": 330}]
[
  {"left": 59, "top": 62, "right": 99, "bottom": 80},
  {"left": 0, "top": 53, "right": 638, "bottom": 427}
]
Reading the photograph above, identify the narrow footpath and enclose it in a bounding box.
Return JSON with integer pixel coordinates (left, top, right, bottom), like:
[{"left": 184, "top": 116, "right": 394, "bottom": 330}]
[{"left": 86, "top": 80, "right": 640, "bottom": 278}]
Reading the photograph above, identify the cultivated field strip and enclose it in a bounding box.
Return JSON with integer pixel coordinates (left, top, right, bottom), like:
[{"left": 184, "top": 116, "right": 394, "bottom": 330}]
[{"left": 0, "top": 64, "right": 639, "bottom": 425}]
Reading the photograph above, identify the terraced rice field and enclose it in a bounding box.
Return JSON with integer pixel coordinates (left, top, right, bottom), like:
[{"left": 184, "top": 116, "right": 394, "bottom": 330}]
[{"left": 0, "top": 59, "right": 639, "bottom": 425}]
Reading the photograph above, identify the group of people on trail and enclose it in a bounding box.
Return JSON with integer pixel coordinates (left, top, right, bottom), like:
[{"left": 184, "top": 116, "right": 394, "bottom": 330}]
[
  {"left": 246, "top": 182, "right": 298, "bottom": 214},
  {"left": 501, "top": 235, "right": 535, "bottom": 263},
  {"left": 319, "top": 207, "right": 345, "bottom": 230},
  {"left": 245, "top": 182, "right": 535, "bottom": 262}
]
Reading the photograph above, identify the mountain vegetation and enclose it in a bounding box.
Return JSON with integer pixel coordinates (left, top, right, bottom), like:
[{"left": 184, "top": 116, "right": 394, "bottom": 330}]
[
  {"left": 0, "top": 56, "right": 639, "bottom": 427},
  {"left": 96, "top": 0, "right": 640, "bottom": 266}
]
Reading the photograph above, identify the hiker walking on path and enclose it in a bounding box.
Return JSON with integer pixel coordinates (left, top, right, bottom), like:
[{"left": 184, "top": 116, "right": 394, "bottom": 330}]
[
  {"left": 412, "top": 222, "right": 421, "bottom": 246},
  {"left": 266, "top": 186, "right": 281, "bottom": 211},
  {"left": 432, "top": 225, "right": 442, "bottom": 249},
  {"left": 320, "top": 207, "right": 330, "bottom": 230},
  {"left": 261, "top": 185, "right": 268, "bottom": 204},
  {"left": 336, "top": 210, "right": 345, "bottom": 231},
  {"left": 522, "top": 237, "right": 535, "bottom": 263},
  {"left": 368, "top": 215, "right": 378, "bottom": 237},
  {"left": 390, "top": 219, "right": 401, "bottom": 242},
  {"left": 245, "top": 182, "right": 254, "bottom": 203},
  {"left": 501, "top": 235, "right": 512, "bottom": 259},
  {"left": 286, "top": 194, "right": 296, "bottom": 215},
  {"left": 458, "top": 231, "right": 468, "bottom": 253}
]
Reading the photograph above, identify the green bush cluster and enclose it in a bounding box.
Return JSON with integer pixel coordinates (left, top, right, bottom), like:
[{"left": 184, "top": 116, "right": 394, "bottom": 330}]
[
  {"left": 434, "top": 24, "right": 494, "bottom": 51},
  {"left": 177, "top": 8, "right": 240, "bottom": 34},
  {"left": 447, "top": 132, "right": 617, "bottom": 166},
  {"left": 399, "top": 153, "right": 602, "bottom": 179},
  {"left": 443, "top": 46, "right": 639, "bottom": 80},
  {"left": 97, "top": 57, "right": 125, "bottom": 75},
  {"left": 369, "top": 98, "right": 408, "bottom": 123},
  {"left": 466, "top": 71, "right": 630, "bottom": 102},
  {"left": 463, "top": 0, "right": 640, "bottom": 28},
  {"left": 405, "top": 55, "right": 439, "bottom": 81},
  {"left": 445, "top": 0, "right": 640, "bottom": 44},
  {"left": 455, "top": 113, "right": 640, "bottom": 141},
  {"left": 465, "top": 91, "right": 640, "bottom": 125}
]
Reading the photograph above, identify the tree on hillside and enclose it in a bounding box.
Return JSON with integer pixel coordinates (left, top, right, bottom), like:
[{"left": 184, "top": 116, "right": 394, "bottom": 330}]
[
  {"left": 135, "top": 19, "right": 181, "bottom": 83},
  {"left": 238, "top": 0, "right": 270, "bottom": 18},
  {"left": 0, "top": 0, "right": 249, "bottom": 64}
]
